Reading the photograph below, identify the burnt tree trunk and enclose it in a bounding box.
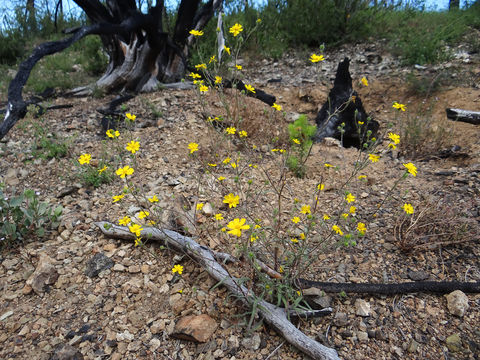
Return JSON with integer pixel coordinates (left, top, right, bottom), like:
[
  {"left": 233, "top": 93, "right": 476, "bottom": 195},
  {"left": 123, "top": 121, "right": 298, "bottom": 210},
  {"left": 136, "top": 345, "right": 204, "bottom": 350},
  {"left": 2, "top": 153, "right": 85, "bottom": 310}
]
[
  {"left": 0, "top": 0, "right": 223, "bottom": 140},
  {"left": 76, "top": 0, "right": 223, "bottom": 91}
]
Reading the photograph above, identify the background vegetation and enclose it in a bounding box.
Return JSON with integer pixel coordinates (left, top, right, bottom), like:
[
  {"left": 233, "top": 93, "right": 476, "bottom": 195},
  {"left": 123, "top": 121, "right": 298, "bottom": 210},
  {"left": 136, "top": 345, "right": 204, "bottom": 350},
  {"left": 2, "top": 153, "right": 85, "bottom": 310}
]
[{"left": 0, "top": 0, "right": 479, "bottom": 96}]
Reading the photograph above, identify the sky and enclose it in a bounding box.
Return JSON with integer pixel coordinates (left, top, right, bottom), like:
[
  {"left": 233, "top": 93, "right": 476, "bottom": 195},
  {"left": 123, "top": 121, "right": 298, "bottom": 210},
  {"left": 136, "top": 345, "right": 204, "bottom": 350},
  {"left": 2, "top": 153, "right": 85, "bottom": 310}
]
[{"left": 0, "top": 0, "right": 473, "bottom": 26}]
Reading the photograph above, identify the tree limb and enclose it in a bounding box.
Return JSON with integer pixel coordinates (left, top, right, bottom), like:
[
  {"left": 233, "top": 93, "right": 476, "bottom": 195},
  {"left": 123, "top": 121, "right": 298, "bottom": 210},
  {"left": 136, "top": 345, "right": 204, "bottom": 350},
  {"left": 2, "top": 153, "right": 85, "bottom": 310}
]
[
  {"left": 95, "top": 221, "right": 340, "bottom": 360},
  {"left": 297, "top": 278, "right": 480, "bottom": 294}
]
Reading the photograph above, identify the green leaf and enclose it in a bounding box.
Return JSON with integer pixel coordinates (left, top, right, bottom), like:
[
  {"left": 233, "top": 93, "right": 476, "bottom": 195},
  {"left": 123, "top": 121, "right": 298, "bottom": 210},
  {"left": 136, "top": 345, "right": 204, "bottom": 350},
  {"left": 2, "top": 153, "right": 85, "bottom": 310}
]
[
  {"left": 9, "top": 195, "right": 23, "bottom": 208},
  {"left": 54, "top": 205, "right": 63, "bottom": 217}
]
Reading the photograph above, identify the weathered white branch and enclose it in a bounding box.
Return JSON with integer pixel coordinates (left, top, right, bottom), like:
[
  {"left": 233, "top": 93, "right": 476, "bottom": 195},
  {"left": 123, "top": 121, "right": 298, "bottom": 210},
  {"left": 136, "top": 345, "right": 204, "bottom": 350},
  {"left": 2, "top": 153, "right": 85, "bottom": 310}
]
[
  {"left": 95, "top": 221, "right": 339, "bottom": 360},
  {"left": 446, "top": 108, "right": 480, "bottom": 125}
]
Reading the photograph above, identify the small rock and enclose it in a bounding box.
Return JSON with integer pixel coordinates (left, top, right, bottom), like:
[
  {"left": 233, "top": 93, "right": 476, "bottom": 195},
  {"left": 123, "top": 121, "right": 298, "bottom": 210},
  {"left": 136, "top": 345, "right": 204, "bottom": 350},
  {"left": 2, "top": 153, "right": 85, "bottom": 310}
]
[
  {"left": 128, "top": 265, "right": 141, "bottom": 273},
  {"left": 26, "top": 253, "right": 59, "bottom": 296},
  {"left": 149, "top": 338, "right": 161, "bottom": 351},
  {"left": 150, "top": 320, "right": 166, "bottom": 334},
  {"left": 4, "top": 168, "right": 19, "bottom": 185},
  {"left": 241, "top": 334, "right": 261, "bottom": 351},
  {"left": 50, "top": 343, "right": 83, "bottom": 360},
  {"left": 103, "top": 244, "right": 117, "bottom": 252},
  {"left": 321, "top": 137, "right": 341, "bottom": 147},
  {"left": 408, "top": 339, "right": 419, "bottom": 353},
  {"left": 407, "top": 270, "right": 429, "bottom": 281},
  {"left": 446, "top": 333, "right": 462, "bottom": 352},
  {"left": 113, "top": 264, "right": 125, "bottom": 272},
  {"left": 171, "top": 314, "right": 218, "bottom": 343},
  {"left": 355, "top": 299, "right": 371, "bottom": 317},
  {"left": 2, "top": 258, "right": 19, "bottom": 270},
  {"left": 0, "top": 310, "right": 14, "bottom": 321},
  {"left": 445, "top": 290, "right": 469, "bottom": 317},
  {"left": 333, "top": 312, "right": 349, "bottom": 327},
  {"left": 84, "top": 252, "right": 114, "bottom": 278},
  {"left": 312, "top": 295, "right": 332, "bottom": 308},
  {"left": 357, "top": 331, "right": 368, "bottom": 342}
]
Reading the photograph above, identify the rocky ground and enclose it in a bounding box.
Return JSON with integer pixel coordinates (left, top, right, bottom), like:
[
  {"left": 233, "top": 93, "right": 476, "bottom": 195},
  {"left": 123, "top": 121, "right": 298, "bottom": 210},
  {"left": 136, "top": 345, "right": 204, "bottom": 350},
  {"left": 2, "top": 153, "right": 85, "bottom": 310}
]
[{"left": 0, "top": 41, "right": 479, "bottom": 360}]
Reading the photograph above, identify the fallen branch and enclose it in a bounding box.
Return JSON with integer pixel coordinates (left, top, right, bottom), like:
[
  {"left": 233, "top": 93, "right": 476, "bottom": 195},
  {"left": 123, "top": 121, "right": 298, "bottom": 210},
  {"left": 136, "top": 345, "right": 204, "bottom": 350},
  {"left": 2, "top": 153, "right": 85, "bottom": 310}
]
[
  {"left": 95, "top": 221, "right": 339, "bottom": 360},
  {"left": 297, "top": 279, "right": 480, "bottom": 294},
  {"left": 446, "top": 108, "right": 480, "bottom": 125}
]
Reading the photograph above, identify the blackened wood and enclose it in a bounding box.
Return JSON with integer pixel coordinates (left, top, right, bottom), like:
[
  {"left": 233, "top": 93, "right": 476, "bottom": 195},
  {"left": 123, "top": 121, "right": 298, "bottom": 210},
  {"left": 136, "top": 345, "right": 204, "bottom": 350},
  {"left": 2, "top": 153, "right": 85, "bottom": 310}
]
[{"left": 446, "top": 108, "right": 480, "bottom": 125}]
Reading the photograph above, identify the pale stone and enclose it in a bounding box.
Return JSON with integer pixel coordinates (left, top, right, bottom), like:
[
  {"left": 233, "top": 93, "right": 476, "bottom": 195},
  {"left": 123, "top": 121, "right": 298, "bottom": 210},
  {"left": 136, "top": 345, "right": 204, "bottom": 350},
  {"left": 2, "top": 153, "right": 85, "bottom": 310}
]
[
  {"left": 355, "top": 299, "right": 371, "bottom": 317},
  {"left": 445, "top": 290, "right": 469, "bottom": 317}
]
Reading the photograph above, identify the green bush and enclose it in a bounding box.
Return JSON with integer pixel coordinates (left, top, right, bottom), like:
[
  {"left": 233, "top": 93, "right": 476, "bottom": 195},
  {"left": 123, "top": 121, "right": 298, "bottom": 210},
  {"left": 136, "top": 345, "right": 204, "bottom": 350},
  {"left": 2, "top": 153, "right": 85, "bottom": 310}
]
[
  {"left": 0, "top": 31, "right": 25, "bottom": 65},
  {"left": 0, "top": 184, "right": 62, "bottom": 250}
]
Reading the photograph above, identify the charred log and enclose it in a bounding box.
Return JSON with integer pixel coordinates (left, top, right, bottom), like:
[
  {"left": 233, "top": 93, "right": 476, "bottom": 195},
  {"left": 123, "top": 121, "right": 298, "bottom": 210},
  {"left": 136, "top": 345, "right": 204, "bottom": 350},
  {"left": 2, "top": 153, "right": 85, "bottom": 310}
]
[
  {"left": 297, "top": 279, "right": 480, "bottom": 294},
  {"left": 315, "top": 57, "right": 379, "bottom": 148},
  {"left": 223, "top": 79, "right": 276, "bottom": 106},
  {"left": 446, "top": 108, "right": 480, "bottom": 125}
]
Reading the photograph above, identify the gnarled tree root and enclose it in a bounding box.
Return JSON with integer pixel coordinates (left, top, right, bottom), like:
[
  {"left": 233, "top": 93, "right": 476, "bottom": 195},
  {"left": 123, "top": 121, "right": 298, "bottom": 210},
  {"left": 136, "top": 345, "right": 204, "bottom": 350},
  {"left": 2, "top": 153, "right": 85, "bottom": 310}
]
[{"left": 95, "top": 221, "right": 340, "bottom": 360}]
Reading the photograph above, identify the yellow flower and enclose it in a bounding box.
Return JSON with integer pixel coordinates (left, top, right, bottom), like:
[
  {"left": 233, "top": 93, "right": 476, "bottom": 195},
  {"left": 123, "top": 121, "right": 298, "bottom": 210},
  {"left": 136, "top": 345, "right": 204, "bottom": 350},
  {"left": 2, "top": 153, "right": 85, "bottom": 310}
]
[
  {"left": 128, "top": 223, "right": 143, "bottom": 237},
  {"left": 148, "top": 195, "right": 159, "bottom": 203},
  {"left": 134, "top": 237, "right": 142, "bottom": 247},
  {"left": 342, "top": 213, "right": 349, "bottom": 219},
  {"left": 369, "top": 154, "right": 380, "bottom": 163},
  {"left": 244, "top": 84, "right": 255, "bottom": 93},
  {"left": 239, "top": 130, "right": 247, "bottom": 138},
  {"left": 98, "top": 165, "right": 108, "bottom": 174},
  {"left": 361, "top": 77, "right": 368, "bottom": 87},
  {"left": 291, "top": 238, "right": 299, "bottom": 243},
  {"left": 118, "top": 216, "right": 131, "bottom": 225},
  {"left": 138, "top": 210, "right": 150, "bottom": 219},
  {"left": 402, "top": 203, "right": 414, "bottom": 214},
  {"left": 235, "top": 64, "right": 242, "bottom": 70},
  {"left": 188, "top": 142, "right": 199, "bottom": 154},
  {"left": 116, "top": 166, "right": 134, "bottom": 178},
  {"left": 196, "top": 203, "right": 204, "bottom": 211},
  {"left": 189, "top": 29, "right": 204, "bottom": 36},
  {"left": 217, "top": 176, "right": 226, "bottom": 181},
  {"left": 403, "top": 162, "right": 417, "bottom": 177},
  {"left": 195, "top": 63, "right": 207, "bottom": 70},
  {"left": 112, "top": 194, "right": 125, "bottom": 203},
  {"left": 250, "top": 235, "right": 258, "bottom": 243},
  {"left": 199, "top": 85, "right": 209, "bottom": 92},
  {"left": 323, "top": 214, "right": 330, "bottom": 220},
  {"left": 126, "top": 113, "right": 136, "bottom": 121},
  {"left": 227, "top": 218, "right": 250, "bottom": 237},
  {"left": 388, "top": 143, "right": 397, "bottom": 150},
  {"left": 215, "top": 76, "right": 222, "bottom": 84},
  {"left": 357, "top": 222, "right": 366, "bottom": 234},
  {"left": 230, "top": 162, "right": 237, "bottom": 169},
  {"left": 358, "top": 121, "right": 364, "bottom": 125},
  {"left": 310, "top": 53, "right": 325, "bottom": 63},
  {"left": 345, "top": 193, "right": 356, "bottom": 203},
  {"left": 189, "top": 72, "right": 201, "bottom": 79},
  {"left": 300, "top": 205, "right": 311, "bottom": 215},
  {"left": 224, "top": 46, "right": 231, "bottom": 55},
  {"left": 172, "top": 264, "right": 184, "bottom": 275},
  {"left": 78, "top": 153, "right": 91, "bottom": 165},
  {"left": 225, "top": 127, "right": 236, "bottom": 135},
  {"left": 106, "top": 129, "right": 120, "bottom": 138},
  {"left": 272, "top": 103, "right": 282, "bottom": 111},
  {"left": 291, "top": 216, "right": 300, "bottom": 224},
  {"left": 208, "top": 163, "right": 217, "bottom": 167},
  {"left": 299, "top": 233, "right": 305, "bottom": 240},
  {"left": 318, "top": 183, "right": 325, "bottom": 191},
  {"left": 223, "top": 157, "right": 231, "bottom": 164},
  {"left": 223, "top": 193, "right": 240, "bottom": 208},
  {"left": 349, "top": 206, "right": 356, "bottom": 214},
  {"left": 388, "top": 132, "right": 400, "bottom": 144},
  {"left": 126, "top": 140, "right": 140, "bottom": 154},
  {"left": 324, "top": 163, "right": 333, "bottom": 168},
  {"left": 392, "top": 102, "right": 406, "bottom": 111},
  {"left": 209, "top": 55, "right": 216, "bottom": 63},
  {"left": 214, "top": 213, "right": 224, "bottom": 221},
  {"left": 332, "top": 225, "right": 343, "bottom": 235},
  {"left": 358, "top": 175, "right": 367, "bottom": 180},
  {"left": 229, "top": 23, "right": 243, "bottom": 37},
  {"left": 292, "top": 138, "right": 300, "bottom": 144},
  {"left": 257, "top": 18, "right": 261, "bottom": 23}
]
